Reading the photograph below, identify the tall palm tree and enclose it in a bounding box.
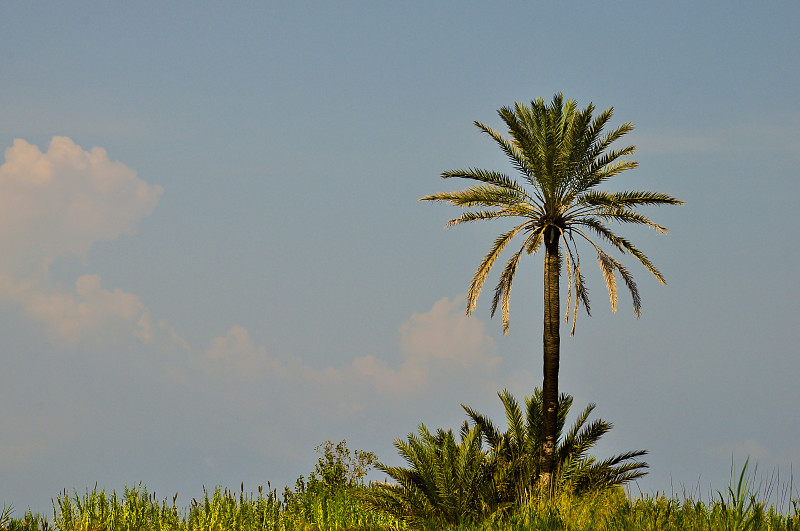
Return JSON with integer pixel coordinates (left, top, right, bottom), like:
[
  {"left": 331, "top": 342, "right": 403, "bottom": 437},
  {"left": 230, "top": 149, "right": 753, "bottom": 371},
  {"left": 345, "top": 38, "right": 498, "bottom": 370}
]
[{"left": 420, "top": 94, "right": 681, "bottom": 489}]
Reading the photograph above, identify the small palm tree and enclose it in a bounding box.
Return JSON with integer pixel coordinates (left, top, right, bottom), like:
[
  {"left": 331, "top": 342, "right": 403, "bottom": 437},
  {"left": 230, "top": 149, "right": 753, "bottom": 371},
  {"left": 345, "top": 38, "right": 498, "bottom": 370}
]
[
  {"left": 361, "top": 390, "right": 645, "bottom": 526},
  {"left": 360, "top": 424, "right": 503, "bottom": 527},
  {"left": 421, "top": 94, "right": 681, "bottom": 486},
  {"left": 463, "top": 388, "right": 648, "bottom": 503}
]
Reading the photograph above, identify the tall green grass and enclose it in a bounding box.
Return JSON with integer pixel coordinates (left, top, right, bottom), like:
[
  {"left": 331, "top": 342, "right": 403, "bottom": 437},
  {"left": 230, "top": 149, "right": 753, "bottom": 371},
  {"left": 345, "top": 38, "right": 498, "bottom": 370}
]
[
  {"left": 2, "top": 483, "right": 401, "bottom": 531},
  {"left": 3, "top": 482, "right": 799, "bottom": 531},
  {"left": 3, "top": 460, "right": 799, "bottom": 530}
]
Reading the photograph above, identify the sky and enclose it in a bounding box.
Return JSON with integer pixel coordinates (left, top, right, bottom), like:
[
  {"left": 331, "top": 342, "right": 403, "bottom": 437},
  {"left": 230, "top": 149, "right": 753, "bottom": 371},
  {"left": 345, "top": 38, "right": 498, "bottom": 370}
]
[{"left": 1, "top": 1, "right": 799, "bottom": 515}]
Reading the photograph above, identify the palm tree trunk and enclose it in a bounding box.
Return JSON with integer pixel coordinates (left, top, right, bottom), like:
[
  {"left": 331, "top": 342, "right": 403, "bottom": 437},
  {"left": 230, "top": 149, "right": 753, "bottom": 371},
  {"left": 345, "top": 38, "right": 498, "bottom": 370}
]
[{"left": 540, "top": 225, "right": 560, "bottom": 491}]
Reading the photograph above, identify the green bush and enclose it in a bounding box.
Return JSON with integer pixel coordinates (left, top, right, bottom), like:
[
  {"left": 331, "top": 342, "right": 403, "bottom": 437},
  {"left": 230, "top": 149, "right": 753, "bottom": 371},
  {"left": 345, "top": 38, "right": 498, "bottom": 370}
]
[{"left": 359, "top": 388, "right": 648, "bottom": 528}]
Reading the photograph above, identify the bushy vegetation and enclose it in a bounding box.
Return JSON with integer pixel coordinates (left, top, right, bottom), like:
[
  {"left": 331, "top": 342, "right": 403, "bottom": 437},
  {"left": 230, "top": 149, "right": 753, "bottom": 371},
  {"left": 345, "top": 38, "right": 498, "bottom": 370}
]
[
  {"left": 3, "top": 472, "right": 800, "bottom": 531},
  {"left": 1, "top": 441, "right": 393, "bottom": 531},
  {"left": 357, "top": 389, "right": 647, "bottom": 527},
  {"left": 3, "top": 433, "right": 799, "bottom": 531}
]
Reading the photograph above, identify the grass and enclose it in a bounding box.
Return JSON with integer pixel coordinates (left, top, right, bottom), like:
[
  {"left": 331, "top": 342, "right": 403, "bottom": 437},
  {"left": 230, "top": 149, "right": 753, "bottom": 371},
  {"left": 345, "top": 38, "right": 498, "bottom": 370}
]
[
  {"left": 2, "top": 483, "right": 400, "bottom": 531},
  {"left": 3, "top": 483, "right": 799, "bottom": 531},
  {"left": 3, "top": 458, "right": 799, "bottom": 530}
]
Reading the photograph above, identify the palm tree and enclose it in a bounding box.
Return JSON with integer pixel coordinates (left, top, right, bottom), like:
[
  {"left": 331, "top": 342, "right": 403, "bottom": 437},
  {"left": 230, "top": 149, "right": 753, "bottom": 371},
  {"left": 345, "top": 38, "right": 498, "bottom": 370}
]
[
  {"left": 420, "top": 94, "right": 681, "bottom": 488},
  {"left": 463, "top": 388, "right": 648, "bottom": 503},
  {"left": 361, "top": 423, "right": 504, "bottom": 527}
]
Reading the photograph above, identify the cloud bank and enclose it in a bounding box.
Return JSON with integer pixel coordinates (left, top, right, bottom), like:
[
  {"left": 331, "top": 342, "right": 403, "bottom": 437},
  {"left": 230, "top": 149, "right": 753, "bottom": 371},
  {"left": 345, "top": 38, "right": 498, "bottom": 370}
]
[
  {"left": 0, "top": 136, "right": 501, "bottom": 396},
  {"left": 0, "top": 137, "right": 173, "bottom": 347}
]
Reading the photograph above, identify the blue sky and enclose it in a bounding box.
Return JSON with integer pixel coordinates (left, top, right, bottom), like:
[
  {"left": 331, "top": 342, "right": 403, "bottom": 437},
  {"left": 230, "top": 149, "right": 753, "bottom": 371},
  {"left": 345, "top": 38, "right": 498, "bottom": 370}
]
[{"left": 2, "top": 1, "right": 799, "bottom": 514}]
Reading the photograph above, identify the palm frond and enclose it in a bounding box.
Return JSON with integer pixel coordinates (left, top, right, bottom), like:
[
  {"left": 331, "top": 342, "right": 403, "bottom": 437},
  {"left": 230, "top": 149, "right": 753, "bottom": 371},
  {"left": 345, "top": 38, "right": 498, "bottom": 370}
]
[
  {"left": 562, "top": 232, "right": 575, "bottom": 322},
  {"left": 593, "top": 449, "right": 649, "bottom": 469},
  {"left": 576, "top": 219, "right": 668, "bottom": 285},
  {"left": 556, "top": 105, "right": 594, "bottom": 197},
  {"left": 462, "top": 404, "right": 502, "bottom": 449},
  {"left": 596, "top": 207, "right": 669, "bottom": 233},
  {"left": 509, "top": 100, "right": 553, "bottom": 194},
  {"left": 524, "top": 392, "right": 544, "bottom": 458},
  {"left": 554, "top": 392, "right": 572, "bottom": 444},
  {"left": 443, "top": 209, "right": 518, "bottom": 227},
  {"left": 606, "top": 254, "right": 642, "bottom": 317},
  {"left": 440, "top": 168, "right": 533, "bottom": 199},
  {"left": 490, "top": 243, "right": 524, "bottom": 334},
  {"left": 568, "top": 119, "right": 635, "bottom": 192},
  {"left": 467, "top": 223, "right": 526, "bottom": 315},
  {"left": 593, "top": 158, "right": 640, "bottom": 184},
  {"left": 501, "top": 103, "right": 538, "bottom": 162},
  {"left": 473, "top": 121, "right": 536, "bottom": 187},
  {"left": 557, "top": 402, "right": 597, "bottom": 461},
  {"left": 419, "top": 185, "right": 524, "bottom": 209},
  {"left": 572, "top": 150, "right": 637, "bottom": 193},
  {"left": 584, "top": 116, "right": 634, "bottom": 170},
  {"left": 579, "top": 189, "right": 684, "bottom": 208},
  {"left": 559, "top": 233, "right": 591, "bottom": 335},
  {"left": 564, "top": 235, "right": 593, "bottom": 334},
  {"left": 499, "top": 389, "right": 525, "bottom": 453},
  {"left": 565, "top": 418, "right": 613, "bottom": 463},
  {"left": 596, "top": 249, "right": 619, "bottom": 313}
]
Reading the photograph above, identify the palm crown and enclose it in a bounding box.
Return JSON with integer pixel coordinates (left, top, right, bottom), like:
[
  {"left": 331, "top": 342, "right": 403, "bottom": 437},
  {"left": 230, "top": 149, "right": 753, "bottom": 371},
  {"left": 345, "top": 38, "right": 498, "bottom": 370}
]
[{"left": 421, "top": 93, "right": 683, "bottom": 334}]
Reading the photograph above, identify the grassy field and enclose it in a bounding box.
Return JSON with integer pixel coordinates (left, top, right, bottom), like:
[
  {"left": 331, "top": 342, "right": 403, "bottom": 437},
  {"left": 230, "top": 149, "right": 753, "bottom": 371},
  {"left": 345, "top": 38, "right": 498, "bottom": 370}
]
[
  {"left": 4, "top": 441, "right": 798, "bottom": 530},
  {"left": 3, "top": 478, "right": 799, "bottom": 531}
]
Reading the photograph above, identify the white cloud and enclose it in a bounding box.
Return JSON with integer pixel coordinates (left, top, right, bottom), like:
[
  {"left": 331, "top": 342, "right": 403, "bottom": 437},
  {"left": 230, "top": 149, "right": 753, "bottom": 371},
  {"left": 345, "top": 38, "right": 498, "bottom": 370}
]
[
  {"left": 9, "top": 273, "right": 184, "bottom": 348},
  {"left": 34, "top": 274, "right": 154, "bottom": 342},
  {"left": 0, "top": 137, "right": 171, "bottom": 347},
  {"left": 198, "top": 325, "right": 303, "bottom": 381},
  {"left": 400, "top": 296, "right": 499, "bottom": 369},
  {"left": 0, "top": 137, "right": 501, "bottom": 396},
  {"left": 0, "top": 137, "right": 502, "bottom": 433},
  {"left": 354, "top": 296, "right": 501, "bottom": 394},
  {"left": 0, "top": 136, "right": 162, "bottom": 278},
  {"left": 196, "top": 296, "right": 501, "bottom": 404}
]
